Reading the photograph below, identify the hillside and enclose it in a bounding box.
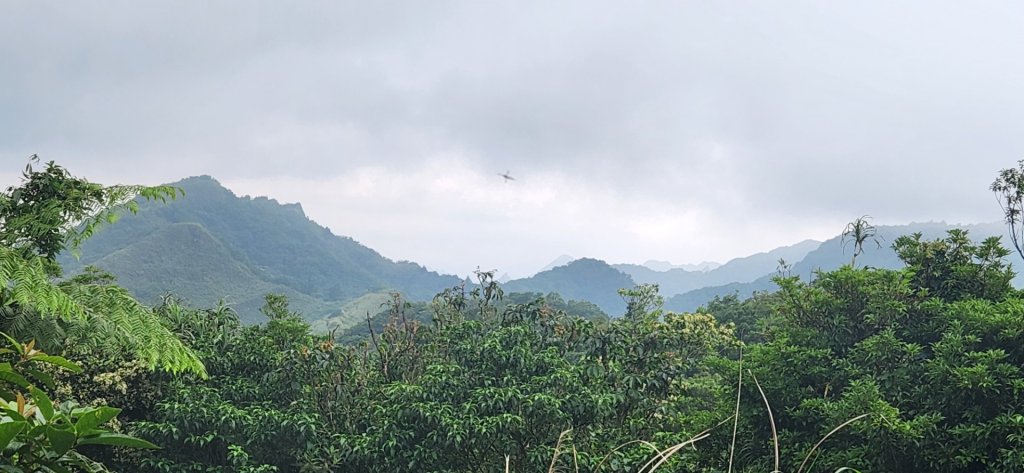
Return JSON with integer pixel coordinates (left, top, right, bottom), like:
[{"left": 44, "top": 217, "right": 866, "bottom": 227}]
[
  {"left": 503, "top": 258, "right": 635, "bottom": 315},
  {"left": 60, "top": 176, "right": 461, "bottom": 323}
]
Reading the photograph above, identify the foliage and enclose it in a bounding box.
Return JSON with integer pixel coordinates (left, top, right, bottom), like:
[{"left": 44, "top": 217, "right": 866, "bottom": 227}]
[
  {"left": 729, "top": 230, "right": 1024, "bottom": 472},
  {"left": 109, "top": 277, "right": 743, "bottom": 473},
  {"left": 991, "top": 159, "right": 1024, "bottom": 262},
  {"left": 85, "top": 227, "right": 1024, "bottom": 472},
  {"left": 0, "top": 158, "right": 204, "bottom": 377},
  {"left": 0, "top": 332, "right": 156, "bottom": 472},
  {"left": 841, "top": 216, "right": 881, "bottom": 268},
  {"left": 0, "top": 156, "right": 180, "bottom": 267},
  {"left": 118, "top": 296, "right": 326, "bottom": 472},
  {"left": 17, "top": 158, "right": 1024, "bottom": 472},
  {"left": 700, "top": 292, "right": 778, "bottom": 343},
  {"left": 893, "top": 229, "right": 1013, "bottom": 302}
]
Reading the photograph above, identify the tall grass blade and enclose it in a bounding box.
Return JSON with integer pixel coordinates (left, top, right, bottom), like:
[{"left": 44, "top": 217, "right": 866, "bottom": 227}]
[
  {"left": 548, "top": 428, "right": 572, "bottom": 473},
  {"left": 593, "top": 440, "right": 664, "bottom": 472},
  {"left": 748, "top": 369, "right": 780, "bottom": 473},
  {"left": 728, "top": 349, "right": 743, "bottom": 473},
  {"left": 796, "top": 414, "right": 870, "bottom": 473},
  {"left": 639, "top": 415, "right": 736, "bottom": 473}
]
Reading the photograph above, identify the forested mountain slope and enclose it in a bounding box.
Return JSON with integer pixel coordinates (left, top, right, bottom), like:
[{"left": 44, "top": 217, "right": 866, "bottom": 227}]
[
  {"left": 503, "top": 258, "right": 635, "bottom": 315},
  {"left": 60, "top": 175, "right": 460, "bottom": 322}
]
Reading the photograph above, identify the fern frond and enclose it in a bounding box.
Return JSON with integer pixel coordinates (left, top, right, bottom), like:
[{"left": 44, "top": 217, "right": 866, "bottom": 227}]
[
  {"left": 0, "top": 305, "right": 67, "bottom": 353},
  {"left": 0, "top": 247, "right": 206, "bottom": 378},
  {"left": 60, "top": 283, "right": 207, "bottom": 378},
  {"left": 0, "top": 247, "right": 84, "bottom": 319}
]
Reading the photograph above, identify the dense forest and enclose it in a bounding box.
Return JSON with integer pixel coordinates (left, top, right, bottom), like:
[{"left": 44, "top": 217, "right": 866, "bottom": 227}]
[{"left": 5, "top": 158, "right": 1024, "bottom": 472}]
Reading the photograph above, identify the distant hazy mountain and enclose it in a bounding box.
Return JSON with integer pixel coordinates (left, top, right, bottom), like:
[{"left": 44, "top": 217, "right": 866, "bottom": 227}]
[
  {"left": 60, "top": 176, "right": 460, "bottom": 324},
  {"left": 503, "top": 258, "right": 634, "bottom": 315},
  {"left": 538, "top": 255, "right": 576, "bottom": 273},
  {"left": 664, "top": 222, "right": 1015, "bottom": 313},
  {"left": 614, "top": 239, "right": 821, "bottom": 297},
  {"left": 642, "top": 260, "right": 720, "bottom": 272}
]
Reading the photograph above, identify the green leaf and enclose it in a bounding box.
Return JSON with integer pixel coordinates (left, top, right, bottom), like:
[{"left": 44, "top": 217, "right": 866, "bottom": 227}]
[
  {"left": 0, "top": 333, "right": 23, "bottom": 355},
  {"left": 74, "top": 406, "right": 121, "bottom": 434},
  {"left": 44, "top": 463, "right": 71, "bottom": 473},
  {"left": 30, "top": 355, "right": 82, "bottom": 373},
  {"left": 45, "top": 426, "right": 77, "bottom": 456},
  {"left": 24, "top": 368, "right": 55, "bottom": 390},
  {"left": 0, "top": 404, "right": 25, "bottom": 422},
  {"left": 0, "top": 421, "right": 26, "bottom": 450},
  {"left": 78, "top": 432, "right": 159, "bottom": 450},
  {"left": 0, "top": 369, "right": 30, "bottom": 390},
  {"left": 62, "top": 450, "right": 110, "bottom": 473},
  {"left": 29, "top": 386, "right": 54, "bottom": 421}
]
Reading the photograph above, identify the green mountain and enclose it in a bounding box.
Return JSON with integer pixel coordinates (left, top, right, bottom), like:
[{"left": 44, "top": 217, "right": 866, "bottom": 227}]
[
  {"left": 503, "top": 258, "right": 635, "bottom": 315},
  {"left": 60, "top": 176, "right": 460, "bottom": 324},
  {"left": 665, "top": 221, "right": 1017, "bottom": 312}
]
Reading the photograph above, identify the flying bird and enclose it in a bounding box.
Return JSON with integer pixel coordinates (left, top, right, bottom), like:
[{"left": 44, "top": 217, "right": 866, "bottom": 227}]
[{"left": 498, "top": 170, "right": 515, "bottom": 182}]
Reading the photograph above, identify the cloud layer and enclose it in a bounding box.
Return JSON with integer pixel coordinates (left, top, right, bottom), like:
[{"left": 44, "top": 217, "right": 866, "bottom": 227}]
[{"left": 3, "top": 1, "right": 1023, "bottom": 277}]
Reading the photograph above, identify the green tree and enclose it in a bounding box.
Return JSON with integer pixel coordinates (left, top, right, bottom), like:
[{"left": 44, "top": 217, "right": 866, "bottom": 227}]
[
  {"left": 737, "top": 231, "right": 1024, "bottom": 472},
  {"left": 0, "top": 333, "right": 158, "bottom": 472},
  {"left": 841, "top": 215, "right": 881, "bottom": 267},
  {"left": 0, "top": 158, "right": 203, "bottom": 376},
  {"left": 893, "top": 230, "right": 1013, "bottom": 302},
  {"left": 991, "top": 159, "right": 1024, "bottom": 262},
  {"left": 126, "top": 296, "right": 326, "bottom": 473}
]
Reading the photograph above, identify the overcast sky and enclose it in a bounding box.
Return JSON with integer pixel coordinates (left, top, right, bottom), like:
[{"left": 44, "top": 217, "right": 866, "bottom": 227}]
[{"left": 3, "top": 1, "right": 1024, "bottom": 278}]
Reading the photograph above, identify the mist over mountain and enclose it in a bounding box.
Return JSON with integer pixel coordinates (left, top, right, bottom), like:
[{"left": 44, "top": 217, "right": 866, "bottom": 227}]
[
  {"left": 665, "top": 221, "right": 1017, "bottom": 312},
  {"left": 537, "top": 255, "right": 577, "bottom": 273},
  {"left": 614, "top": 239, "right": 821, "bottom": 296},
  {"left": 641, "top": 260, "right": 720, "bottom": 272}
]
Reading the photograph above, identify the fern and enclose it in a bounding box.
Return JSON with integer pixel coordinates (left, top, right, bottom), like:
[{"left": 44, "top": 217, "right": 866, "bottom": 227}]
[
  {"left": 61, "top": 283, "right": 206, "bottom": 377},
  {"left": 0, "top": 157, "right": 205, "bottom": 378},
  {"left": 0, "top": 248, "right": 206, "bottom": 377},
  {"left": 0, "top": 246, "right": 84, "bottom": 319}
]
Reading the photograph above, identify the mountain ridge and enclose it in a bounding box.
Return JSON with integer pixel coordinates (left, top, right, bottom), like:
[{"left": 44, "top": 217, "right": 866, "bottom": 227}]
[
  {"left": 613, "top": 239, "right": 821, "bottom": 296},
  {"left": 60, "top": 175, "right": 1017, "bottom": 324},
  {"left": 60, "top": 175, "right": 462, "bottom": 323},
  {"left": 664, "top": 221, "right": 1017, "bottom": 312}
]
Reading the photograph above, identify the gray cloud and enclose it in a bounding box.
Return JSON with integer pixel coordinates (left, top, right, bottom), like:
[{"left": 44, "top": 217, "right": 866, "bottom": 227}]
[{"left": 3, "top": 1, "right": 1024, "bottom": 276}]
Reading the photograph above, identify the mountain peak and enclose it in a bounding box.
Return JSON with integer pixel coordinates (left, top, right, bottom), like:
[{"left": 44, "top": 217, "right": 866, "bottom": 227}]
[
  {"left": 504, "top": 257, "right": 632, "bottom": 314},
  {"left": 173, "top": 174, "right": 224, "bottom": 187}
]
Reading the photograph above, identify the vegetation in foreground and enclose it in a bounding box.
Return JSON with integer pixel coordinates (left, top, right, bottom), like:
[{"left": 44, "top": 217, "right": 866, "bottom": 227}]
[{"left": 4, "top": 158, "right": 1024, "bottom": 472}]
